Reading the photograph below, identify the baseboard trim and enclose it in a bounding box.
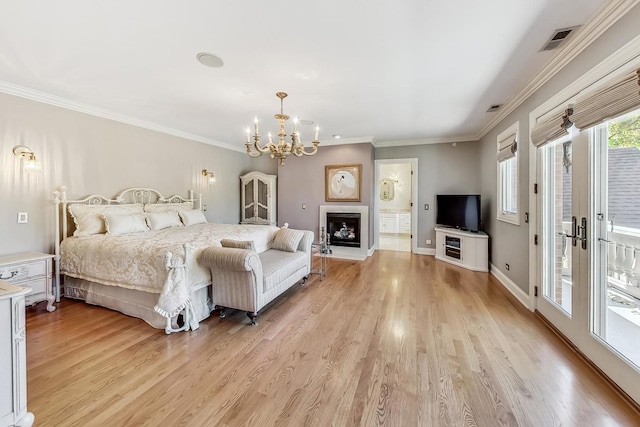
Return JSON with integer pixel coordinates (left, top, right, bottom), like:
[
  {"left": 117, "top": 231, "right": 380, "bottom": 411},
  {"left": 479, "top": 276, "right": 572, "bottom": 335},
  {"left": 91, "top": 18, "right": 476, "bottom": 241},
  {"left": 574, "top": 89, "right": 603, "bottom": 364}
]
[
  {"left": 489, "top": 263, "right": 533, "bottom": 310},
  {"left": 535, "top": 311, "right": 640, "bottom": 417},
  {"left": 414, "top": 247, "right": 435, "bottom": 256}
]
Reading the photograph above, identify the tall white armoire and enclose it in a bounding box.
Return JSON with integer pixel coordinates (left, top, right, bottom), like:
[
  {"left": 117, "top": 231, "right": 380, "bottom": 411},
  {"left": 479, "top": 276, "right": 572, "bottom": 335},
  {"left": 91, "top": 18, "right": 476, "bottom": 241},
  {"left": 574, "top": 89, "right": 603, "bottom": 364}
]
[{"left": 240, "top": 171, "right": 277, "bottom": 226}]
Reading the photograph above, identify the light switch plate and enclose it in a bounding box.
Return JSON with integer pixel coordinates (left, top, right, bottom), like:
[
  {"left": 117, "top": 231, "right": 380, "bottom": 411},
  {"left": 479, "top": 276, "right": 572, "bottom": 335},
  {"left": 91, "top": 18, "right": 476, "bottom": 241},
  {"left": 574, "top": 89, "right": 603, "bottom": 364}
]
[{"left": 17, "top": 212, "right": 28, "bottom": 223}]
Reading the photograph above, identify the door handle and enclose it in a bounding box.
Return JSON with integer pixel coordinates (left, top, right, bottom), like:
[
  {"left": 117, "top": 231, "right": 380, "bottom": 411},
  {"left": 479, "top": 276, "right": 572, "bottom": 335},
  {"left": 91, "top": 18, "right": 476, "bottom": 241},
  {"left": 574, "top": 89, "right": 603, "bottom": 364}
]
[
  {"left": 571, "top": 216, "right": 578, "bottom": 247},
  {"left": 580, "top": 217, "right": 587, "bottom": 250}
]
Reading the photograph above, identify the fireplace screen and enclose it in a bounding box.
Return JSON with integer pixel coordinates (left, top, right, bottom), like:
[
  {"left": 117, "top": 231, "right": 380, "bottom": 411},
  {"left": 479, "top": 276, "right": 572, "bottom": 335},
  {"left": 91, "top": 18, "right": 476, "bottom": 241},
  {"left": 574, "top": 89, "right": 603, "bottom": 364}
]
[{"left": 327, "top": 212, "right": 361, "bottom": 248}]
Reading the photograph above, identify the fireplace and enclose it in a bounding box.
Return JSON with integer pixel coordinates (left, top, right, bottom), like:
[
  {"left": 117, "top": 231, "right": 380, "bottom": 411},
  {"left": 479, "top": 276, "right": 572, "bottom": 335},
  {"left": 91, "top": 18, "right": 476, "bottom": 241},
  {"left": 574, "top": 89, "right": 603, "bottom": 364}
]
[{"left": 326, "top": 212, "right": 361, "bottom": 248}]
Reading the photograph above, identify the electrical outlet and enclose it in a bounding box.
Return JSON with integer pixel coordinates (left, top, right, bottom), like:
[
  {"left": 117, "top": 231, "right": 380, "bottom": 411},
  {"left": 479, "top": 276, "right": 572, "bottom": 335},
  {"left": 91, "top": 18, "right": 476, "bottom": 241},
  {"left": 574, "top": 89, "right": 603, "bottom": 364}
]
[
  {"left": 424, "top": 203, "right": 429, "bottom": 210},
  {"left": 302, "top": 203, "right": 306, "bottom": 209},
  {"left": 505, "top": 263, "right": 510, "bottom": 271},
  {"left": 426, "top": 239, "right": 432, "bottom": 245},
  {"left": 17, "top": 212, "right": 28, "bottom": 223}
]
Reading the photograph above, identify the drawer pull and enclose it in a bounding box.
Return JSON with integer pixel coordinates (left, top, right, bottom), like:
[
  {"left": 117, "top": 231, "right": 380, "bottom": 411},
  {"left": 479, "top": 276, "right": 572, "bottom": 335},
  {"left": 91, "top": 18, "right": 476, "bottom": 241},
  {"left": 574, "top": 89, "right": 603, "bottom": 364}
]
[{"left": 0, "top": 270, "right": 19, "bottom": 280}]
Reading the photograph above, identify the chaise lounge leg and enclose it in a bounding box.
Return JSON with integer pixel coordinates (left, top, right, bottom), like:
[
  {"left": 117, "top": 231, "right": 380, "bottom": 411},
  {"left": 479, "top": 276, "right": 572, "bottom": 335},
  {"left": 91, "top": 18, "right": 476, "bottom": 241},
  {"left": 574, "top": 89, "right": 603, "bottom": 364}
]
[
  {"left": 302, "top": 275, "right": 309, "bottom": 285},
  {"left": 247, "top": 311, "right": 258, "bottom": 326}
]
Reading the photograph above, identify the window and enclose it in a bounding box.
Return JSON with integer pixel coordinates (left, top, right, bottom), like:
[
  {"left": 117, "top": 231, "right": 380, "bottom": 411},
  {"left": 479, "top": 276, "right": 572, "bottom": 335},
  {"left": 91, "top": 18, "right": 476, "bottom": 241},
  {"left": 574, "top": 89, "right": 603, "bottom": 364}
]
[{"left": 497, "top": 121, "right": 519, "bottom": 225}]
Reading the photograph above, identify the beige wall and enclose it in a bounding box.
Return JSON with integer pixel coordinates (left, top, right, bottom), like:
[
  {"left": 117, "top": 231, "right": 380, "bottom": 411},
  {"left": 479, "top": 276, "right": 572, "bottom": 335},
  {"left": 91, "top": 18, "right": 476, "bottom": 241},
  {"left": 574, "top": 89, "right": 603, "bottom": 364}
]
[
  {"left": 276, "top": 143, "right": 374, "bottom": 245},
  {"left": 0, "top": 92, "right": 268, "bottom": 256},
  {"left": 375, "top": 141, "right": 480, "bottom": 249}
]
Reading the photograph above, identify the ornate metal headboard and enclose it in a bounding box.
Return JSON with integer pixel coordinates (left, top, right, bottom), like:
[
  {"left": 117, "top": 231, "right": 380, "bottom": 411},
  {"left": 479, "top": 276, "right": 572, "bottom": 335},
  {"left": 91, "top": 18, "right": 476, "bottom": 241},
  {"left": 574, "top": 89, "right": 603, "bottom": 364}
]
[{"left": 52, "top": 186, "right": 202, "bottom": 302}]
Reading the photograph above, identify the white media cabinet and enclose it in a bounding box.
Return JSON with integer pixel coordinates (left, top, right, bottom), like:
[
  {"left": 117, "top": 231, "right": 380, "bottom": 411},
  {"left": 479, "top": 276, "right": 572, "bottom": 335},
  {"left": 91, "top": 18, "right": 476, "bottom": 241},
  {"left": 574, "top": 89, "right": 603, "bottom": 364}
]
[{"left": 435, "top": 227, "right": 489, "bottom": 272}]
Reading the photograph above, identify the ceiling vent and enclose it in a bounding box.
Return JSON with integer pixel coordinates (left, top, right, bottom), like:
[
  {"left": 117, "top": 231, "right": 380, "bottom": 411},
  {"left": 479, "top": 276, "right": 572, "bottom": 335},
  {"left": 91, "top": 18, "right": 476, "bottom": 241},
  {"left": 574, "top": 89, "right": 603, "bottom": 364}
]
[
  {"left": 486, "top": 104, "right": 503, "bottom": 113},
  {"left": 540, "top": 26, "right": 580, "bottom": 51}
]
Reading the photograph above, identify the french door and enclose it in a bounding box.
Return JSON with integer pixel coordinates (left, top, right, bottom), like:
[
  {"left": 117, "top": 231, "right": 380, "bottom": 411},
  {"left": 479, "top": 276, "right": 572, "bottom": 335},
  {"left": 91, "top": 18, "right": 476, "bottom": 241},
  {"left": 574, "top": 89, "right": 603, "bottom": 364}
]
[{"left": 536, "top": 108, "right": 640, "bottom": 402}]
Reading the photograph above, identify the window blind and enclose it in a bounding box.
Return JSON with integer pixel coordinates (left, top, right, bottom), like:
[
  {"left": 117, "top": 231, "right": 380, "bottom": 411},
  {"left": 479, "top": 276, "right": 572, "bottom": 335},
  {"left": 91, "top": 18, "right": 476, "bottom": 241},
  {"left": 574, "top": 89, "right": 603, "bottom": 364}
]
[
  {"left": 572, "top": 69, "right": 640, "bottom": 130},
  {"left": 497, "top": 133, "right": 517, "bottom": 162},
  {"left": 530, "top": 108, "right": 573, "bottom": 148}
]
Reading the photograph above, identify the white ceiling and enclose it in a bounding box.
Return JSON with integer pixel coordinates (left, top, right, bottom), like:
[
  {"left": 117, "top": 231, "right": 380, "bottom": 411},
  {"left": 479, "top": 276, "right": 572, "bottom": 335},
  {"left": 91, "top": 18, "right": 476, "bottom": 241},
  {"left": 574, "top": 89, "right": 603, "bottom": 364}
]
[{"left": 0, "top": 0, "right": 609, "bottom": 150}]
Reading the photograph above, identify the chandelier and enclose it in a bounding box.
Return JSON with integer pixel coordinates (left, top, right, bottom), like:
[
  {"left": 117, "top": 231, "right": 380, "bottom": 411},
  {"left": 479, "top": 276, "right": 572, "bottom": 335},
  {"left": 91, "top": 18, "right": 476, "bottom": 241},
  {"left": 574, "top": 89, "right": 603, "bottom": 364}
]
[{"left": 245, "top": 92, "right": 320, "bottom": 165}]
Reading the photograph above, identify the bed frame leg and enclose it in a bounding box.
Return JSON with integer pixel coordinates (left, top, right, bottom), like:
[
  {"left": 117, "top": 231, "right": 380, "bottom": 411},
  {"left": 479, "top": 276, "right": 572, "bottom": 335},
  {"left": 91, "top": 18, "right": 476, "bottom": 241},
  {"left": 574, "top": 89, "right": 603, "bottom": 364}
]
[
  {"left": 247, "top": 311, "right": 258, "bottom": 326},
  {"left": 218, "top": 307, "right": 227, "bottom": 318}
]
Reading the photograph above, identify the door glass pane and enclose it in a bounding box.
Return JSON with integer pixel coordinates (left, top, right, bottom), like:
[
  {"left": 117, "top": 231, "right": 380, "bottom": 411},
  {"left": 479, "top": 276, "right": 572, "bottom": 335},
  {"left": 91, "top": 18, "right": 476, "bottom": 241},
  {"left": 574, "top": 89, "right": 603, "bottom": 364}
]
[
  {"left": 244, "top": 181, "right": 254, "bottom": 219},
  {"left": 592, "top": 109, "right": 640, "bottom": 367},
  {"left": 542, "top": 136, "right": 573, "bottom": 315},
  {"left": 257, "top": 180, "right": 268, "bottom": 221}
]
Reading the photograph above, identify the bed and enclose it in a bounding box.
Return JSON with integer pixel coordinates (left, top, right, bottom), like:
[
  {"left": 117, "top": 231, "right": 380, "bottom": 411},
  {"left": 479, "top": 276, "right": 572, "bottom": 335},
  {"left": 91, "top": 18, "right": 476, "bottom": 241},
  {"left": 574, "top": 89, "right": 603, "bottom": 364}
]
[{"left": 53, "top": 186, "right": 280, "bottom": 333}]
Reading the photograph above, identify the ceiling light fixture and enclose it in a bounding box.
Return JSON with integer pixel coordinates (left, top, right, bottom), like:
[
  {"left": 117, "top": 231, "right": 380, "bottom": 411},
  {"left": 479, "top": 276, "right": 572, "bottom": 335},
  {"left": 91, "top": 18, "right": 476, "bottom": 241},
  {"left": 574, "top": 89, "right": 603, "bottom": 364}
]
[{"left": 245, "top": 92, "right": 320, "bottom": 165}]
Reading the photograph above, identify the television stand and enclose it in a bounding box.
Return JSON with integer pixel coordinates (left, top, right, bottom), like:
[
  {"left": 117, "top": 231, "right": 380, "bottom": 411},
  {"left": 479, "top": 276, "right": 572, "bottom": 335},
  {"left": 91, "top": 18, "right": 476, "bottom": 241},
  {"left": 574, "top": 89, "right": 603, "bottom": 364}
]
[{"left": 435, "top": 227, "right": 488, "bottom": 272}]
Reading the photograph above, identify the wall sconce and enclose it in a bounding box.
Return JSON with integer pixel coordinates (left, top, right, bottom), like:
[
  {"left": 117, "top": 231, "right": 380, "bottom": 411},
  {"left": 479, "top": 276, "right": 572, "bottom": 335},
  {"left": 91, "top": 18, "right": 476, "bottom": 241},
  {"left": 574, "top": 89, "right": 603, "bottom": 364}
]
[
  {"left": 202, "top": 169, "right": 216, "bottom": 183},
  {"left": 13, "top": 145, "right": 41, "bottom": 172}
]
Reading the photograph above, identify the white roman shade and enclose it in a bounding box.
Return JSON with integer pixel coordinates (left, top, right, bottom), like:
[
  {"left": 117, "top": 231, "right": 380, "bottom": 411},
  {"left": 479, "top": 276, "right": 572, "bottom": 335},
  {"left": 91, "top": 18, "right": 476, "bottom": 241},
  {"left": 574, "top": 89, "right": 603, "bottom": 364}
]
[
  {"left": 531, "top": 108, "right": 573, "bottom": 148},
  {"left": 496, "top": 133, "right": 517, "bottom": 162},
  {"left": 572, "top": 69, "right": 640, "bottom": 130}
]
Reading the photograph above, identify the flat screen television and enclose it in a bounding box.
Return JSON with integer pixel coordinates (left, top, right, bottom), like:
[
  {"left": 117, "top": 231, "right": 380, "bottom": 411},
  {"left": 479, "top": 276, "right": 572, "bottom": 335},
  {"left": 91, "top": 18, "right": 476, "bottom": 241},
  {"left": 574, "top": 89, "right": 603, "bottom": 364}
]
[{"left": 436, "top": 194, "right": 481, "bottom": 232}]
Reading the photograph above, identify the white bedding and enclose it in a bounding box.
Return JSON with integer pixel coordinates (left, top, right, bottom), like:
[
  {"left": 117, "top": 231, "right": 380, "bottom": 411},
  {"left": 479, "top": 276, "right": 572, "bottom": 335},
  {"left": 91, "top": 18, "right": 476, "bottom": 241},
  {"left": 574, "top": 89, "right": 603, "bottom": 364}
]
[{"left": 60, "top": 223, "right": 279, "bottom": 293}]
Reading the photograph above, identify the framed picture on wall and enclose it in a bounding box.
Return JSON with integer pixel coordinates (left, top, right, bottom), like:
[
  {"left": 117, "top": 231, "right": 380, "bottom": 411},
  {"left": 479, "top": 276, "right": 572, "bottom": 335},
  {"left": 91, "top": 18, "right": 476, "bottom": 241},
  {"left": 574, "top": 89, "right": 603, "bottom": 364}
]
[{"left": 325, "top": 164, "right": 362, "bottom": 202}]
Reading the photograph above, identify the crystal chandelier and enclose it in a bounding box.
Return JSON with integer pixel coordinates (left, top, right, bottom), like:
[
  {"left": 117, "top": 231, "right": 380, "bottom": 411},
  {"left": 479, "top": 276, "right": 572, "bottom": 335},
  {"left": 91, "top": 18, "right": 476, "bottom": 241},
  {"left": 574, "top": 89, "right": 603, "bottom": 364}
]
[{"left": 245, "top": 92, "right": 320, "bottom": 165}]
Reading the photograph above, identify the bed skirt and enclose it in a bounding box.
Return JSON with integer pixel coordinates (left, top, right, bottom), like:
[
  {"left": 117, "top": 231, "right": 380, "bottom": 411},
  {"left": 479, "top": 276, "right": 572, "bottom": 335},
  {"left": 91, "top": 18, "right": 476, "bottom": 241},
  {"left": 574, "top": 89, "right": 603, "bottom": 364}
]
[{"left": 63, "top": 277, "right": 212, "bottom": 329}]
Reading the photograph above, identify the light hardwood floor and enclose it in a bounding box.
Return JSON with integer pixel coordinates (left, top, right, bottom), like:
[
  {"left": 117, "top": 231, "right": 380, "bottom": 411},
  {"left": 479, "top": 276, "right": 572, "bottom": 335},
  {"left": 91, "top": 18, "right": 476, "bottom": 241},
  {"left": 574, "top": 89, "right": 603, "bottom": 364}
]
[{"left": 26, "top": 252, "right": 640, "bottom": 426}]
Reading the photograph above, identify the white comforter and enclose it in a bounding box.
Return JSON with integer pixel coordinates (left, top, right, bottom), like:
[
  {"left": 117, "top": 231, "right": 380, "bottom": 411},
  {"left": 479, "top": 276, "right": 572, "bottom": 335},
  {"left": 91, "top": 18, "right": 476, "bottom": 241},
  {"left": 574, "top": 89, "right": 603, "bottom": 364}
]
[{"left": 60, "top": 223, "right": 279, "bottom": 293}]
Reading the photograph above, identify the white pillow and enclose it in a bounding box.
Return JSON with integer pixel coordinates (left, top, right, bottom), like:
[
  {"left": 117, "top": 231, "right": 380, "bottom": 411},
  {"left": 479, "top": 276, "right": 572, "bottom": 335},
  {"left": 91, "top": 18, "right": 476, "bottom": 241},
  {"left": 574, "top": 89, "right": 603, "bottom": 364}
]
[
  {"left": 179, "top": 209, "right": 207, "bottom": 226},
  {"left": 144, "top": 202, "right": 193, "bottom": 213},
  {"left": 103, "top": 213, "right": 150, "bottom": 236},
  {"left": 271, "top": 228, "right": 304, "bottom": 252},
  {"left": 146, "top": 211, "right": 183, "bottom": 230},
  {"left": 68, "top": 203, "right": 144, "bottom": 236}
]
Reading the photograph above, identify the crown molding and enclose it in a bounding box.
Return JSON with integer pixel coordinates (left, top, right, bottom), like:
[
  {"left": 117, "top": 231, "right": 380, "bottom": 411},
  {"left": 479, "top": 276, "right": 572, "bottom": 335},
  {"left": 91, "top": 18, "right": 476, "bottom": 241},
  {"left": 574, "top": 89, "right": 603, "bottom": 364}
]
[
  {"left": 318, "top": 136, "right": 375, "bottom": 146},
  {"left": 476, "top": 0, "right": 640, "bottom": 141},
  {"left": 374, "top": 134, "right": 477, "bottom": 147},
  {"left": 0, "top": 81, "right": 244, "bottom": 153}
]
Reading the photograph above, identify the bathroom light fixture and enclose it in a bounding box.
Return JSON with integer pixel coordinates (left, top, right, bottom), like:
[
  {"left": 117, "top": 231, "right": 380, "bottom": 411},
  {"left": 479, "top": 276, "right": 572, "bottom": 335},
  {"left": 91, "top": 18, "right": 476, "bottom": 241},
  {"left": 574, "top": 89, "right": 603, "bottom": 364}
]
[
  {"left": 13, "top": 145, "right": 41, "bottom": 172},
  {"left": 202, "top": 169, "right": 216, "bottom": 183},
  {"left": 245, "top": 92, "right": 320, "bottom": 165}
]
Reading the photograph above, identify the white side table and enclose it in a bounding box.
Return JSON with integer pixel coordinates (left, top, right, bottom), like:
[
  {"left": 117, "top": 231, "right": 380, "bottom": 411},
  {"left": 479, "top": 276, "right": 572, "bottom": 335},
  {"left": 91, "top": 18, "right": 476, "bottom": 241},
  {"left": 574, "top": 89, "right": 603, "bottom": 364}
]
[{"left": 0, "top": 252, "right": 55, "bottom": 312}]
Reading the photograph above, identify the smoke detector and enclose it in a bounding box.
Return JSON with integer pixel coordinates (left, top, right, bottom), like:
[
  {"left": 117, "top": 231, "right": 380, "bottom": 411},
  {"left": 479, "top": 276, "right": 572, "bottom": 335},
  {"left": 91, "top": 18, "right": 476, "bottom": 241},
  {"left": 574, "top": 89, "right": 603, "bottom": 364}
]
[{"left": 540, "top": 26, "right": 580, "bottom": 51}]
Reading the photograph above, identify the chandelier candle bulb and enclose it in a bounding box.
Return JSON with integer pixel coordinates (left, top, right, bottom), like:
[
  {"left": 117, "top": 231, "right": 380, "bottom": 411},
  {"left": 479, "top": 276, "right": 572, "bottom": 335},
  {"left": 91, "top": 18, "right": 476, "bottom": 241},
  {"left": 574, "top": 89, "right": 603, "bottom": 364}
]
[
  {"left": 245, "top": 128, "right": 250, "bottom": 143},
  {"left": 254, "top": 117, "right": 259, "bottom": 134},
  {"left": 315, "top": 126, "right": 319, "bottom": 141}
]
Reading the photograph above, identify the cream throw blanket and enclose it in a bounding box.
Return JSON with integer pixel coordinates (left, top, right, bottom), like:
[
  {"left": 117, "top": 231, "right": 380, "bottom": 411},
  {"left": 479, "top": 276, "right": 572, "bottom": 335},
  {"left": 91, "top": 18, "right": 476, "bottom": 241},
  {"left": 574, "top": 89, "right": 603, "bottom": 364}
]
[{"left": 154, "top": 247, "right": 199, "bottom": 330}]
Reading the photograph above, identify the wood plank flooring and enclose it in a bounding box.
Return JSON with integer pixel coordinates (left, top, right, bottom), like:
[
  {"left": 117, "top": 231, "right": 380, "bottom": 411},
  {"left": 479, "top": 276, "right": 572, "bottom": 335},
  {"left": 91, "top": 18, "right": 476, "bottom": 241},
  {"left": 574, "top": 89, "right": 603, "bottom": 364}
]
[{"left": 26, "top": 251, "right": 640, "bottom": 426}]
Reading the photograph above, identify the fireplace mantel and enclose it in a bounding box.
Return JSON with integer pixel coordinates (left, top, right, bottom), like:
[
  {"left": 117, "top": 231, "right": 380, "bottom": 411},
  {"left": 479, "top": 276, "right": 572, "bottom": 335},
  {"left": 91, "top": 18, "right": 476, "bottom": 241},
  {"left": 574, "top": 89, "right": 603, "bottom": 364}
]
[{"left": 319, "top": 205, "right": 369, "bottom": 261}]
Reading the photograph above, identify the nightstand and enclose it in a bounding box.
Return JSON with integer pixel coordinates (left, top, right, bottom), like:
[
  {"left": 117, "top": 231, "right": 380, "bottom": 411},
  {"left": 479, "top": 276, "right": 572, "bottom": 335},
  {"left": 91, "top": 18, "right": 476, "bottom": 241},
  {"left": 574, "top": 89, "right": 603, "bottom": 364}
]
[{"left": 0, "top": 252, "right": 55, "bottom": 312}]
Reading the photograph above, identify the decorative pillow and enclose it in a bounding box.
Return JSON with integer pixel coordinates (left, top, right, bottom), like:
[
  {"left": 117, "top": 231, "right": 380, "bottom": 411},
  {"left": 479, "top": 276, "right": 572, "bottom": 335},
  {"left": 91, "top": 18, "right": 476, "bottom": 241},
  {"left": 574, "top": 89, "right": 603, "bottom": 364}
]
[
  {"left": 144, "top": 202, "right": 193, "bottom": 213},
  {"left": 146, "top": 211, "right": 183, "bottom": 230},
  {"left": 103, "top": 213, "right": 149, "bottom": 236},
  {"left": 220, "top": 239, "right": 256, "bottom": 251},
  {"left": 271, "top": 228, "right": 304, "bottom": 252},
  {"left": 68, "top": 203, "right": 144, "bottom": 236},
  {"left": 179, "top": 209, "right": 207, "bottom": 226}
]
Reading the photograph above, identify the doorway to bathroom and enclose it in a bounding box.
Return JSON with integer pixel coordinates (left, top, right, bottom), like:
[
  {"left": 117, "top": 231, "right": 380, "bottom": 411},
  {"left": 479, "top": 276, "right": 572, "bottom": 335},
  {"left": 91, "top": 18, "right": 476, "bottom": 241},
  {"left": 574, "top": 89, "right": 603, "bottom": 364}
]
[{"left": 374, "top": 159, "right": 417, "bottom": 253}]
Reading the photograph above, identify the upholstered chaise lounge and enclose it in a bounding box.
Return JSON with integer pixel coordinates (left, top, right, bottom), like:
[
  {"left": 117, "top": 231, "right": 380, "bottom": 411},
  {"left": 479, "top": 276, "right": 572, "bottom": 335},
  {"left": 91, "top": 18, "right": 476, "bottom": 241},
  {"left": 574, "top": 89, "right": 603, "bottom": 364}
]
[{"left": 199, "top": 228, "right": 314, "bottom": 325}]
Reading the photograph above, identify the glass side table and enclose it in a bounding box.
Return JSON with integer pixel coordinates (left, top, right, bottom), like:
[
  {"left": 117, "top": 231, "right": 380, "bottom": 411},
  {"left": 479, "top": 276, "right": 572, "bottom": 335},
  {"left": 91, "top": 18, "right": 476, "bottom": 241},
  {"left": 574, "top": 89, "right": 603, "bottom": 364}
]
[{"left": 311, "top": 227, "right": 331, "bottom": 280}]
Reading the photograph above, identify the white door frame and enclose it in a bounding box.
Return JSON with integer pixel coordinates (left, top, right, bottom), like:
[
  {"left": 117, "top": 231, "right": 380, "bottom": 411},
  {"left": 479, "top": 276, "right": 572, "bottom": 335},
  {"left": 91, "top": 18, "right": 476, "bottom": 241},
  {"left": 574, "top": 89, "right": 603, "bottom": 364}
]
[{"left": 374, "top": 158, "right": 419, "bottom": 253}]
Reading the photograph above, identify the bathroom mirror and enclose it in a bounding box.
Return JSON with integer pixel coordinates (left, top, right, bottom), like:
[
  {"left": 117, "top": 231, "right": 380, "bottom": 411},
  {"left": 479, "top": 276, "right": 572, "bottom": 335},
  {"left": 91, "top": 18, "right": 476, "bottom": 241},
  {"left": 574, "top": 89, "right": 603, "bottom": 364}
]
[{"left": 380, "top": 179, "right": 396, "bottom": 201}]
